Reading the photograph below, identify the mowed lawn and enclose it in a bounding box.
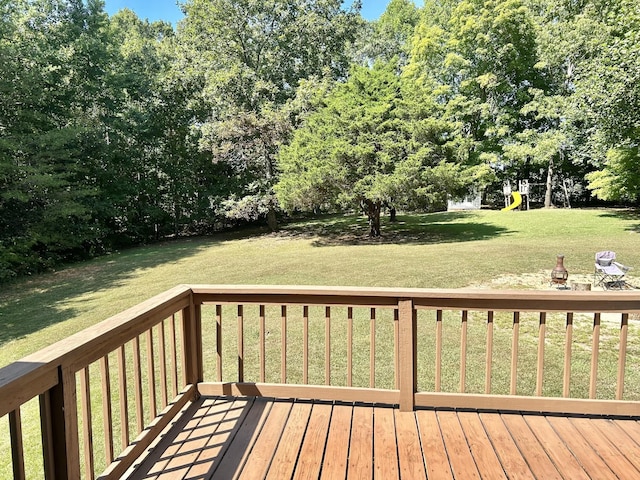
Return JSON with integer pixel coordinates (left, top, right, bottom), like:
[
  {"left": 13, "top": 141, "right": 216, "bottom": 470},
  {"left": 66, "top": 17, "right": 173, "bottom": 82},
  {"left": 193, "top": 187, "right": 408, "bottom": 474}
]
[
  {"left": 1, "top": 208, "right": 639, "bottom": 368},
  {"left": 1, "top": 208, "right": 640, "bottom": 478}
]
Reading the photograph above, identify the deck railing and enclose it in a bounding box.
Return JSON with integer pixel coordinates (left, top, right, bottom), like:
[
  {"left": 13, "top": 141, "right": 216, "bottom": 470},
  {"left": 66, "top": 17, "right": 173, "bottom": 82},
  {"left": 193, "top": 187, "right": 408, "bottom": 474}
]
[{"left": 1, "top": 285, "right": 639, "bottom": 479}]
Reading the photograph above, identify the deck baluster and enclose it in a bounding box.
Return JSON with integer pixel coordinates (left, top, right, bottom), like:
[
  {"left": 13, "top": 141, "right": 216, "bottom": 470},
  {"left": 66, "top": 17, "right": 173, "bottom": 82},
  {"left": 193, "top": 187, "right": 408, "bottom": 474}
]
[
  {"left": 370, "top": 308, "right": 376, "bottom": 389},
  {"left": 132, "top": 336, "right": 143, "bottom": 434},
  {"left": 116, "top": 345, "right": 129, "bottom": 450},
  {"left": 617, "top": 313, "right": 629, "bottom": 400},
  {"left": 460, "top": 310, "right": 468, "bottom": 393},
  {"left": 510, "top": 312, "right": 520, "bottom": 395},
  {"left": 563, "top": 313, "right": 573, "bottom": 397},
  {"left": 435, "top": 310, "right": 443, "bottom": 392},
  {"left": 100, "top": 355, "right": 114, "bottom": 464},
  {"left": 486, "top": 311, "right": 494, "bottom": 394},
  {"left": 237, "top": 305, "right": 244, "bottom": 383},
  {"left": 170, "top": 313, "right": 179, "bottom": 396},
  {"left": 146, "top": 329, "right": 157, "bottom": 420},
  {"left": 216, "top": 306, "right": 222, "bottom": 382},
  {"left": 347, "top": 307, "right": 353, "bottom": 387},
  {"left": 80, "top": 366, "right": 95, "bottom": 480},
  {"left": 303, "top": 306, "right": 309, "bottom": 384},
  {"left": 590, "top": 313, "right": 601, "bottom": 399},
  {"left": 158, "top": 321, "right": 168, "bottom": 408},
  {"left": 394, "top": 309, "right": 400, "bottom": 390},
  {"left": 398, "top": 299, "right": 416, "bottom": 411},
  {"left": 260, "top": 305, "right": 266, "bottom": 383},
  {"left": 281, "top": 305, "right": 287, "bottom": 383},
  {"left": 536, "top": 312, "right": 546, "bottom": 396},
  {"left": 9, "top": 407, "right": 26, "bottom": 480},
  {"left": 325, "top": 306, "right": 331, "bottom": 386}
]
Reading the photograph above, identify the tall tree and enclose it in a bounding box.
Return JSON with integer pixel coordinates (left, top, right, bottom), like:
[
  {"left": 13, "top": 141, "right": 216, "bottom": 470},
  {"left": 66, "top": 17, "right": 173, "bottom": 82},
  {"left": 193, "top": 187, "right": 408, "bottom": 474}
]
[
  {"left": 352, "top": 0, "right": 420, "bottom": 66},
  {"left": 177, "top": 0, "right": 361, "bottom": 230},
  {"left": 0, "top": 0, "right": 112, "bottom": 279},
  {"left": 580, "top": 0, "right": 640, "bottom": 203},
  {"left": 276, "top": 61, "right": 489, "bottom": 236}
]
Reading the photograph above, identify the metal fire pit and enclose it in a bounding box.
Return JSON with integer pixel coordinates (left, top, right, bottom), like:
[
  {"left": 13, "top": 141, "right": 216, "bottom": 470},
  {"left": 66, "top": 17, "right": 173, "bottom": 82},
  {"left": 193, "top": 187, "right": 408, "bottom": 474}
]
[{"left": 551, "top": 254, "right": 569, "bottom": 287}]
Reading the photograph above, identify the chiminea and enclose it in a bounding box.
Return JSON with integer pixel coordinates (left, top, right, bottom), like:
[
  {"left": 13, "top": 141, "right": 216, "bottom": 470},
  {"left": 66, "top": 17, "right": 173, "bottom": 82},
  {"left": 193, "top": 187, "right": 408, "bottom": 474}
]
[{"left": 551, "top": 255, "right": 568, "bottom": 286}]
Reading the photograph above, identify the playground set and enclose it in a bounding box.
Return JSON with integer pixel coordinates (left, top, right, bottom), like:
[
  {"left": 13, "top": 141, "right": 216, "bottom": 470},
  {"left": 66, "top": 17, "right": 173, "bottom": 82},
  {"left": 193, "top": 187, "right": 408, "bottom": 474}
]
[{"left": 502, "top": 180, "right": 530, "bottom": 211}]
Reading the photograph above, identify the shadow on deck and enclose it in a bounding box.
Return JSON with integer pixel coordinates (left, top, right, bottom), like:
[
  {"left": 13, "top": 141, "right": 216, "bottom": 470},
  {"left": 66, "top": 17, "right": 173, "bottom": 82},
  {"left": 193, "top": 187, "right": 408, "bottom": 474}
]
[{"left": 127, "top": 396, "right": 640, "bottom": 480}]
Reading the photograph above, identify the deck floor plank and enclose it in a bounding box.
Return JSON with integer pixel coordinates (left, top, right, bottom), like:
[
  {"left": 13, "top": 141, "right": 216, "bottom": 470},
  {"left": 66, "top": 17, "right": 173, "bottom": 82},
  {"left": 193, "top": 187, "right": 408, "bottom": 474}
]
[
  {"left": 183, "top": 398, "right": 253, "bottom": 479},
  {"left": 571, "top": 417, "right": 640, "bottom": 480},
  {"left": 457, "top": 411, "right": 507, "bottom": 480},
  {"left": 155, "top": 398, "right": 236, "bottom": 479},
  {"left": 292, "top": 403, "right": 332, "bottom": 480},
  {"left": 209, "top": 397, "right": 273, "bottom": 480},
  {"left": 437, "top": 411, "right": 481, "bottom": 479},
  {"left": 131, "top": 397, "right": 221, "bottom": 480},
  {"left": 478, "top": 413, "right": 534, "bottom": 480},
  {"left": 124, "top": 397, "right": 640, "bottom": 480},
  {"left": 615, "top": 419, "right": 640, "bottom": 445},
  {"left": 591, "top": 418, "right": 640, "bottom": 473},
  {"left": 522, "top": 414, "right": 589, "bottom": 480},
  {"left": 373, "top": 406, "right": 399, "bottom": 479},
  {"left": 394, "top": 410, "right": 426, "bottom": 479},
  {"left": 237, "top": 400, "right": 292, "bottom": 480},
  {"left": 501, "top": 413, "right": 563, "bottom": 480},
  {"left": 266, "top": 401, "right": 313, "bottom": 480},
  {"left": 415, "top": 410, "right": 453, "bottom": 479},
  {"left": 320, "top": 403, "right": 353, "bottom": 480},
  {"left": 347, "top": 404, "right": 374, "bottom": 479},
  {"left": 545, "top": 415, "right": 617, "bottom": 480}
]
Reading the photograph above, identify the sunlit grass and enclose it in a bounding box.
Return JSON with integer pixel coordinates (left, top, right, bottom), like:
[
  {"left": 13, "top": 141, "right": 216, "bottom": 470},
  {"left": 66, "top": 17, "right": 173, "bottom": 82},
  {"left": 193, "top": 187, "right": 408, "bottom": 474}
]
[{"left": 2, "top": 208, "right": 639, "bottom": 367}]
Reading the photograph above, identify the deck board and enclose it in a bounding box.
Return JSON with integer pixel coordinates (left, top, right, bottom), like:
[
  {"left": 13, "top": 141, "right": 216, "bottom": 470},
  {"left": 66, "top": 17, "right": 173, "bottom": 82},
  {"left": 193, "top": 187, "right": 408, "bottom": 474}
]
[
  {"left": 437, "top": 410, "right": 481, "bottom": 479},
  {"left": 502, "top": 413, "right": 563, "bottom": 480},
  {"left": 125, "top": 396, "right": 640, "bottom": 480},
  {"left": 478, "top": 412, "right": 534, "bottom": 480},
  {"left": 237, "top": 400, "right": 292, "bottom": 480},
  {"left": 320, "top": 403, "right": 352, "bottom": 479},
  {"left": 292, "top": 403, "right": 332, "bottom": 480},
  {"left": 545, "top": 415, "right": 617, "bottom": 480},
  {"left": 266, "top": 401, "right": 312, "bottom": 480},
  {"left": 457, "top": 411, "right": 506, "bottom": 480},
  {"left": 416, "top": 410, "right": 453, "bottom": 479},
  {"left": 394, "top": 410, "right": 426, "bottom": 479},
  {"left": 522, "top": 414, "right": 589, "bottom": 480},
  {"left": 347, "top": 404, "right": 373, "bottom": 478},
  {"left": 373, "top": 406, "right": 399, "bottom": 479},
  {"left": 591, "top": 418, "right": 640, "bottom": 473},
  {"left": 571, "top": 417, "right": 640, "bottom": 480}
]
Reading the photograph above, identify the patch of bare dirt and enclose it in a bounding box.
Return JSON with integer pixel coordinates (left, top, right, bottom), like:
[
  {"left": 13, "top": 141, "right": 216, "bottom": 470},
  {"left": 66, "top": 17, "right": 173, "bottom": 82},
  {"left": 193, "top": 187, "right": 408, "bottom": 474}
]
[{"left": 467, "top": 271, "right": 603, "bottom": 291}]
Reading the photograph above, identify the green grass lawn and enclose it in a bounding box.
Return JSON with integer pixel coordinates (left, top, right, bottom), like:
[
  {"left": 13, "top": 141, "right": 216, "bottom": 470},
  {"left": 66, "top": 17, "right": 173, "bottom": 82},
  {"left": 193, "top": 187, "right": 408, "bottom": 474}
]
[
  {"left": 1, "top": 208, "right": 639, "bottom": 368},
  {"left": 1, "top": 208, "right": 640, "bottom": 478}
]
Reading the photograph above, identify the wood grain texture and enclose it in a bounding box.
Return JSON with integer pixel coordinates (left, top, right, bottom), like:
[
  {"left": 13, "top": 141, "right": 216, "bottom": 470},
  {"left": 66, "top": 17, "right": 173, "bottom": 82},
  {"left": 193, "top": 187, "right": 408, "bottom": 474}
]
[
  {"left": 373, "top": 406, "right": 399, "bottom": 479},
  {"left": 394, "top": 410, "right": 426, "bottom": 479}
]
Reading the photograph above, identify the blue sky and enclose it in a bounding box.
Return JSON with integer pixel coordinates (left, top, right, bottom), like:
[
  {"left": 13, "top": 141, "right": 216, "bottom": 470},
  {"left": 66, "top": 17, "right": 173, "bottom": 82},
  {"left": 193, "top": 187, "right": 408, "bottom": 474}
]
[{"left": 103, "top": 1, "right": 423, "bottom": 25}]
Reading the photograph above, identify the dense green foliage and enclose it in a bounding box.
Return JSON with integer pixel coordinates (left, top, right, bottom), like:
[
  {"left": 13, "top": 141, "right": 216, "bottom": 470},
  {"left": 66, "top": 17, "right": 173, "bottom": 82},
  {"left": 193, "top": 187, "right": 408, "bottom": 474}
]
[{"left": 1, "top": 0, "right": 639, "bottom": 278}]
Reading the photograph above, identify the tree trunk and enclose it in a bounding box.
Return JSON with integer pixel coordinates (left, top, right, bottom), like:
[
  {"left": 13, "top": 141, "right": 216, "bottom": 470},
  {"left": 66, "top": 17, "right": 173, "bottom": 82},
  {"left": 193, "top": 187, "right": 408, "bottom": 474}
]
[
  {"left": 366, "top": 200, "right": 382, "bottom": 237},
  {"left": 389, "top": 206, "right": 397, "bottom": 222},
  {"left": 267, "top": 207, "right": 278, "bottom": 232},
  {"left": 544, "top": 159, "right": 554, "bottom": 208}
]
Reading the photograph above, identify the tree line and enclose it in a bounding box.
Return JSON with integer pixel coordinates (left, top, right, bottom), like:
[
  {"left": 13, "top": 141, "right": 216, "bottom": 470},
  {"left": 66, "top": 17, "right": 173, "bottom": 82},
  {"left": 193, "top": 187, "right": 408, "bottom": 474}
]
[{"left": 1, "top": 0, "right": 639, "bottom": 280}]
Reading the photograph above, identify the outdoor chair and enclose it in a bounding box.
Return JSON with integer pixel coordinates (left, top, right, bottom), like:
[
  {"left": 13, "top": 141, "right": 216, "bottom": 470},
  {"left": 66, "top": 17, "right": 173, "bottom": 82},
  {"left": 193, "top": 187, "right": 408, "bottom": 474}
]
[{"left": 594, "top": 251, "right": 631, "bottom": 289}]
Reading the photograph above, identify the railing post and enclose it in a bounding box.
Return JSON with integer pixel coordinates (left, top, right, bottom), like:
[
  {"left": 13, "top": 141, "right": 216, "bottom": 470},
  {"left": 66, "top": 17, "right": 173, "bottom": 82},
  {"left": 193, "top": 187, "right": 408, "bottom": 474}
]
[
  {"left": 398, "top": 298, "right": 416, "bottom": 412},
  {"left": 39, "top": 366, "right": 81, "bottom": 479},
  {"left": 182, "top": 296, "right": 203, "bottom": 388}
]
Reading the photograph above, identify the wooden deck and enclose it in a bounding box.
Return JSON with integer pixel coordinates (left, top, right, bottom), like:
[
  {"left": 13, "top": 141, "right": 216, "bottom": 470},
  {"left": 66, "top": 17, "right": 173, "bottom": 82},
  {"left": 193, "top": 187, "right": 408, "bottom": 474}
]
[{"left": 126, "top": 396, "right": 640, "bottom": 480}]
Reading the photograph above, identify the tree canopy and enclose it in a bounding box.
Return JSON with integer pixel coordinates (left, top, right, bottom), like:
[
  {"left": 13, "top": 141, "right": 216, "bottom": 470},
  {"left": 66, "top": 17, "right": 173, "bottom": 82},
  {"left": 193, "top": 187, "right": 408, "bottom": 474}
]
[{"left": 1, "top": 0, "right": 640, "bottom": 280}]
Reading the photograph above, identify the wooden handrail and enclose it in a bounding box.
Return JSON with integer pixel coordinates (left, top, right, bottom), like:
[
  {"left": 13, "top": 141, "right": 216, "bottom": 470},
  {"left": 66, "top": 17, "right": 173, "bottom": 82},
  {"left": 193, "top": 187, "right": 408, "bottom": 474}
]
[{"left": 1, "top": 284, "right": 640, "bottom": 478}]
